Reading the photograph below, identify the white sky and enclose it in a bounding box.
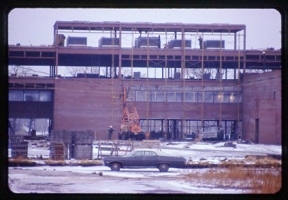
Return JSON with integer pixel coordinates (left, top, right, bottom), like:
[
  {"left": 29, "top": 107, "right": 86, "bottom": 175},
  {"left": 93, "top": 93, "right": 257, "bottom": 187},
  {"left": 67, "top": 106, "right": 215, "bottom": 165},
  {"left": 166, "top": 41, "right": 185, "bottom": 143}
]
[
  {"left": 7, "top": 8, "right": 282, "bottom": 77},
  {"left": 8, "top": 8, "right": 281, "bottom": 50}
]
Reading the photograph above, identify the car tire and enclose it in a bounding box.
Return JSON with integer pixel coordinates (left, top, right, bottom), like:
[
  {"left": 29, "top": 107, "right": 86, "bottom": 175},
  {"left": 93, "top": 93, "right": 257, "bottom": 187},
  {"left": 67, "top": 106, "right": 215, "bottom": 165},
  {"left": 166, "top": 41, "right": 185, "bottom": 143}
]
[
  {"left": 110, "top": 162, "right": 121, "bottom": 171},
  {"left": 158, "top": 163, "right": 169, "bottom": 172}
]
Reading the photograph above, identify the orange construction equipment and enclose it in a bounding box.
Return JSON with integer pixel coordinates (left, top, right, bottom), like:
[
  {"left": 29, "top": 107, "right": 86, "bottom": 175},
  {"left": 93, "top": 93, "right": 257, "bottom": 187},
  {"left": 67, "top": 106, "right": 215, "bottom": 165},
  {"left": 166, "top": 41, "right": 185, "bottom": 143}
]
[
  {"left": 120, "top": 87, "right": 144, "bottom": 140},
  {"left": 121, "top": 106, "right": 141, "bottom": 133}
]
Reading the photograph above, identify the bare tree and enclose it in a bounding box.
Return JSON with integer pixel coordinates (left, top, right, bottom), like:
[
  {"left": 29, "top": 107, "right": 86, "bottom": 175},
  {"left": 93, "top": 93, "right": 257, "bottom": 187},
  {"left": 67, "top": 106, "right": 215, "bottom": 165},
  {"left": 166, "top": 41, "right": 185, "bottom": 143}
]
[
  {"left": 66, "top": 66, "right": 99, "bottom": 77},
  {"left": 9, "top": 65, "right": 50, "bottom": 76},
  {"left": 186, "top": 68, "right": 222, "bottom": 79},
  {"left": 244, "top": 69, "right": 272, "bottom": 73},
  {"left": 9, "top": 65, "right": 31, "bottom": 76}
]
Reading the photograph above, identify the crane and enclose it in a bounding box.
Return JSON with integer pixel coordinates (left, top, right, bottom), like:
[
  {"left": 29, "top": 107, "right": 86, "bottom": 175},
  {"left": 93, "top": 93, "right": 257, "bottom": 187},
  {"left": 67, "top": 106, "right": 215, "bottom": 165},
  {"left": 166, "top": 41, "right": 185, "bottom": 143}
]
[{"left": 120, "top": 87, "right": 144, "bottom": 140}]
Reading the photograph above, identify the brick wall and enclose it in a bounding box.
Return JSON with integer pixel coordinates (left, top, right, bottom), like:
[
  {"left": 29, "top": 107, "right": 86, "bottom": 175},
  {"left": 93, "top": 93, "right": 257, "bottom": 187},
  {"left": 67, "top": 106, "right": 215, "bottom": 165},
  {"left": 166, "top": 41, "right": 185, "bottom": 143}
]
[
  {"left": 53, "top": 78, "right": 241, "bottom": 139},
  {"left": 10, "top": 73, "right": 281, "bottom": 143},
  {"left": 242, "top": 70, "right": 281, "bottom": 144},
  {"left": 53, "top": 78, "right": 122, "bottom": 140}
]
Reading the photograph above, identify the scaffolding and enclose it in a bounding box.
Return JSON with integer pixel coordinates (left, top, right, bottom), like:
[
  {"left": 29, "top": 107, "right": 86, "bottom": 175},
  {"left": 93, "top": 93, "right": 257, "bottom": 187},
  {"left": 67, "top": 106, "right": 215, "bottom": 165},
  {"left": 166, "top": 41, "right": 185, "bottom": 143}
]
[{"left": 20, "top": 21, "right": 278, "bottom": 140}]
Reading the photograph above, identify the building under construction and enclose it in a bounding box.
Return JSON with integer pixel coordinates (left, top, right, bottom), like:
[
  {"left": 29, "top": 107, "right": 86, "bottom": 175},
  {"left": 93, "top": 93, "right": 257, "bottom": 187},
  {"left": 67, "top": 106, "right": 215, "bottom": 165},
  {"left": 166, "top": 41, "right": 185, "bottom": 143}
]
[{"left": 8, "top": 21, "right": 281, "bottom": 144}]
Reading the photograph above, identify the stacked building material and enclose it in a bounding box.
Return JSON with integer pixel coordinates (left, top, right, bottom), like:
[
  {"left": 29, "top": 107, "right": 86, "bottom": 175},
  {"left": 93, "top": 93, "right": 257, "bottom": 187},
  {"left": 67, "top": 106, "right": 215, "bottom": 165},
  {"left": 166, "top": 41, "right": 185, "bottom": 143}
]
[
  {"left": 203, "top": 40, "right": 225, "bottom": 49},
  {"left": 74, "top": 131, "right": 94, "bottom": 145},
  {"left": 98, "top": 37, "right": 120, "bottom": 47},
  {"left": 9, "top": 135, "right": 23, "bottom": 148},
  {"left": 9, "top": 135, "right": 28, "bottom": 158},
  {"left": 135, "top": 36, "right": 161, "bottom": 48},
  {"left": 66, "top": 36, "right": 87, "bottom": 46},
  {"left": 50, "top": 130, "right": 73, "bottom": 159},
  {"left": 168, "top": 39, "right": 191, "bottom": 48},
  {"left": 73, "top": 130, "right": 94, "bottom": 159},
  {"left": 49, "top": 143, "right": 65, "bottom": 160},
  {"left": 50, "top": 130, "right": 73, "bottom": 144},
  {"left": 50, "top": 130, "right": 94, "bottom": 160},
  {"left": 11, "top": 141, "right": 28, "bottom": 158},
  {"left": 73, "top": 144, "right": 93, "bottom": 160}
]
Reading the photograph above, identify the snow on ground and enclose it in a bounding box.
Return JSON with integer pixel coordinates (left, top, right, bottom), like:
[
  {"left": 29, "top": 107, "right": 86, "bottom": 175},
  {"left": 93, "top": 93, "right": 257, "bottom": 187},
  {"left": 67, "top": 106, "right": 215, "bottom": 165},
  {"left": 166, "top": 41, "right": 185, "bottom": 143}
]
[
  {"left": 160, "top": 141, "right": 281, "bottom": 163},
  {"left": 8, "top": 166, "right": 246, "bottom": 194},
  {"left": 13, "top": 140, "right": 281, "bottom": 161},
  {"left": 8, "top": 140, "right": 282, "bottom": 194}
]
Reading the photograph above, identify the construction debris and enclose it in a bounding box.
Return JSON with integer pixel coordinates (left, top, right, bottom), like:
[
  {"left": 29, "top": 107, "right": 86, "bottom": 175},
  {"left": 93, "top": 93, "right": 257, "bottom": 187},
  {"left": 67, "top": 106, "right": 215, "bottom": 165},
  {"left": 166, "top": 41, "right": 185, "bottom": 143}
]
[{"left": 223, "top": 141, "right": 237, "bottom": 148}]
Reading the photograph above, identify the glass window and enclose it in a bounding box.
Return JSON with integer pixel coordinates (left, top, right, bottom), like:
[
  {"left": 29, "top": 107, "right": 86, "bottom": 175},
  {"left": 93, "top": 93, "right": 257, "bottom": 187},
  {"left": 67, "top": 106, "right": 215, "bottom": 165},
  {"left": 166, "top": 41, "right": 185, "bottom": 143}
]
[
  {"left": 9, "top": 90, "right": 23, "bottom": 101},
  {"left": 237, "top": 92, "right": 242, "bottom": 102},
  {"left": 223, "top": 92, "right": 230, "bottom": 102},
  {"left": 127, "top": 91, "right": 135, "bottom": 101},
  {"left": 39, "top": 91, "right": 52, "bottom": 102},
  {"left": 185, "top": 92, "right": 191, "bottom": 102},
  {"left": 186, "top": 120, "right": 202, "bottom": 134},
  {"left": 204, "top": 92, "right": 213, "bottom": 102},
  {"left": 140, "top": 120, "right": 147, "bottom": 132},
  {"left": 167, "top": 92, "right": 174, "bottom": 102},
  {"left": 230, "top": 92, "right": 237, "bottom": 103},
  {"left": 196, "top": 92, "right": 203, "bottom": 102},
  {"left": 229, "top": 92, "right": 240, "bottom": 103},
  {"left": 154, "top": 120, "right": 162, "bottom": 131},
  {"left": 24, "top": 91, "right": 39, "bottom": 101},
  {"left": 133, "top": 151, "right": 144, "bottom": 157},
  {"left": 155, "top": 92, "right": 165, "bottom": 102},
  {"left": 147, "top": 91, "right": 155, "bottom": 102},
  {"left": 213, "top": 92, "right": 223, "bottom": 102},
  {"left": 175, "top": 92, "right": 182, "bottom": 102},
  {"left": 9, "top": 90, "right": 52, "bottom": 102},
  {"left": 136, "top": 91, "right": 146, "bottom": 101},
  {"left": 132, "top": 87, "right": 241, "bottom": 103},
  {"left": 191, "top": 92, "right": 197, "bottom": 102},
  {"left": 204, "top": 120, "right": 218, "bottom": 127},
  {"left": 150, "top": 120, "right": 155, "bottom": 130},
  {"left": 145, "top": 151, "right": 157, "bottom": 157}
]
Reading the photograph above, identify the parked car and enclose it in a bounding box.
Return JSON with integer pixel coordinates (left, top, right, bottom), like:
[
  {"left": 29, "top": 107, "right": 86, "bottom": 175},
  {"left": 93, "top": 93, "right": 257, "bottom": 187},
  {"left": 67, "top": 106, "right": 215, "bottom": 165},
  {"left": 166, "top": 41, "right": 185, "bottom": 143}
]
[{"left": 103, "top": 149, "right": 186, "bottom": 172}]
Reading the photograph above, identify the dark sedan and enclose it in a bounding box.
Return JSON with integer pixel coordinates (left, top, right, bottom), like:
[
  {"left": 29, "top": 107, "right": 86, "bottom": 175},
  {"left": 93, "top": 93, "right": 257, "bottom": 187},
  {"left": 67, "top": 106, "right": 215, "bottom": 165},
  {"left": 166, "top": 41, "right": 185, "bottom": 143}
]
[{"left": 103, "top": 149, "right": 186, "bottom": 172}]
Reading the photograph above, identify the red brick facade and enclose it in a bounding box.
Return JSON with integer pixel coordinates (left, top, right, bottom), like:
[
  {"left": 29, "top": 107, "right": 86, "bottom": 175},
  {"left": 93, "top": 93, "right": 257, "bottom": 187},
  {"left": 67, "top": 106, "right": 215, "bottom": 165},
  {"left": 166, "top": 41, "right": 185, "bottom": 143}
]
[
  {"left": 9, "top": 70, "right": 281, "bottom": 144},
  {"left": 242, "top": 70, "right": 281, "bottom": 144}
]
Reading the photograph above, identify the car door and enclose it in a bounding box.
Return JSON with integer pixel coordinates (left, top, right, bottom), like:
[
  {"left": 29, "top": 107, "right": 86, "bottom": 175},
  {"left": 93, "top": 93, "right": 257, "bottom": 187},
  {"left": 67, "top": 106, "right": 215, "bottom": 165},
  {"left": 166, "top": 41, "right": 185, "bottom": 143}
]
[
  {"left": 142, "top": 151, "right": 158, "bottom": 167},
  {"left": 125, "top": 151, "right": 145, "bottom": 167}
]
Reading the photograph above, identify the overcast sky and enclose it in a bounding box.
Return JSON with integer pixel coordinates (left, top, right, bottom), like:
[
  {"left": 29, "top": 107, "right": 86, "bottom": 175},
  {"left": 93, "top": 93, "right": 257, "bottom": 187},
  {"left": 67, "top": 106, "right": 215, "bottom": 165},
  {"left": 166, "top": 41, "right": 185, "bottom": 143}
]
[{"left": 8, "top": 8, "right": 281, "bottom": 50}]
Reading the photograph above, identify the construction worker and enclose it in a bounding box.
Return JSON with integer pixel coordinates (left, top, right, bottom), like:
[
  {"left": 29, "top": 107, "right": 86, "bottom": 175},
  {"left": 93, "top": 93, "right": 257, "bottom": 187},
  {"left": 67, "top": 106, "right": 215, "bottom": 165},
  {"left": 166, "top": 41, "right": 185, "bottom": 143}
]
[{"left": 107, "top": 125, "right": 115, "bottom": 140}]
